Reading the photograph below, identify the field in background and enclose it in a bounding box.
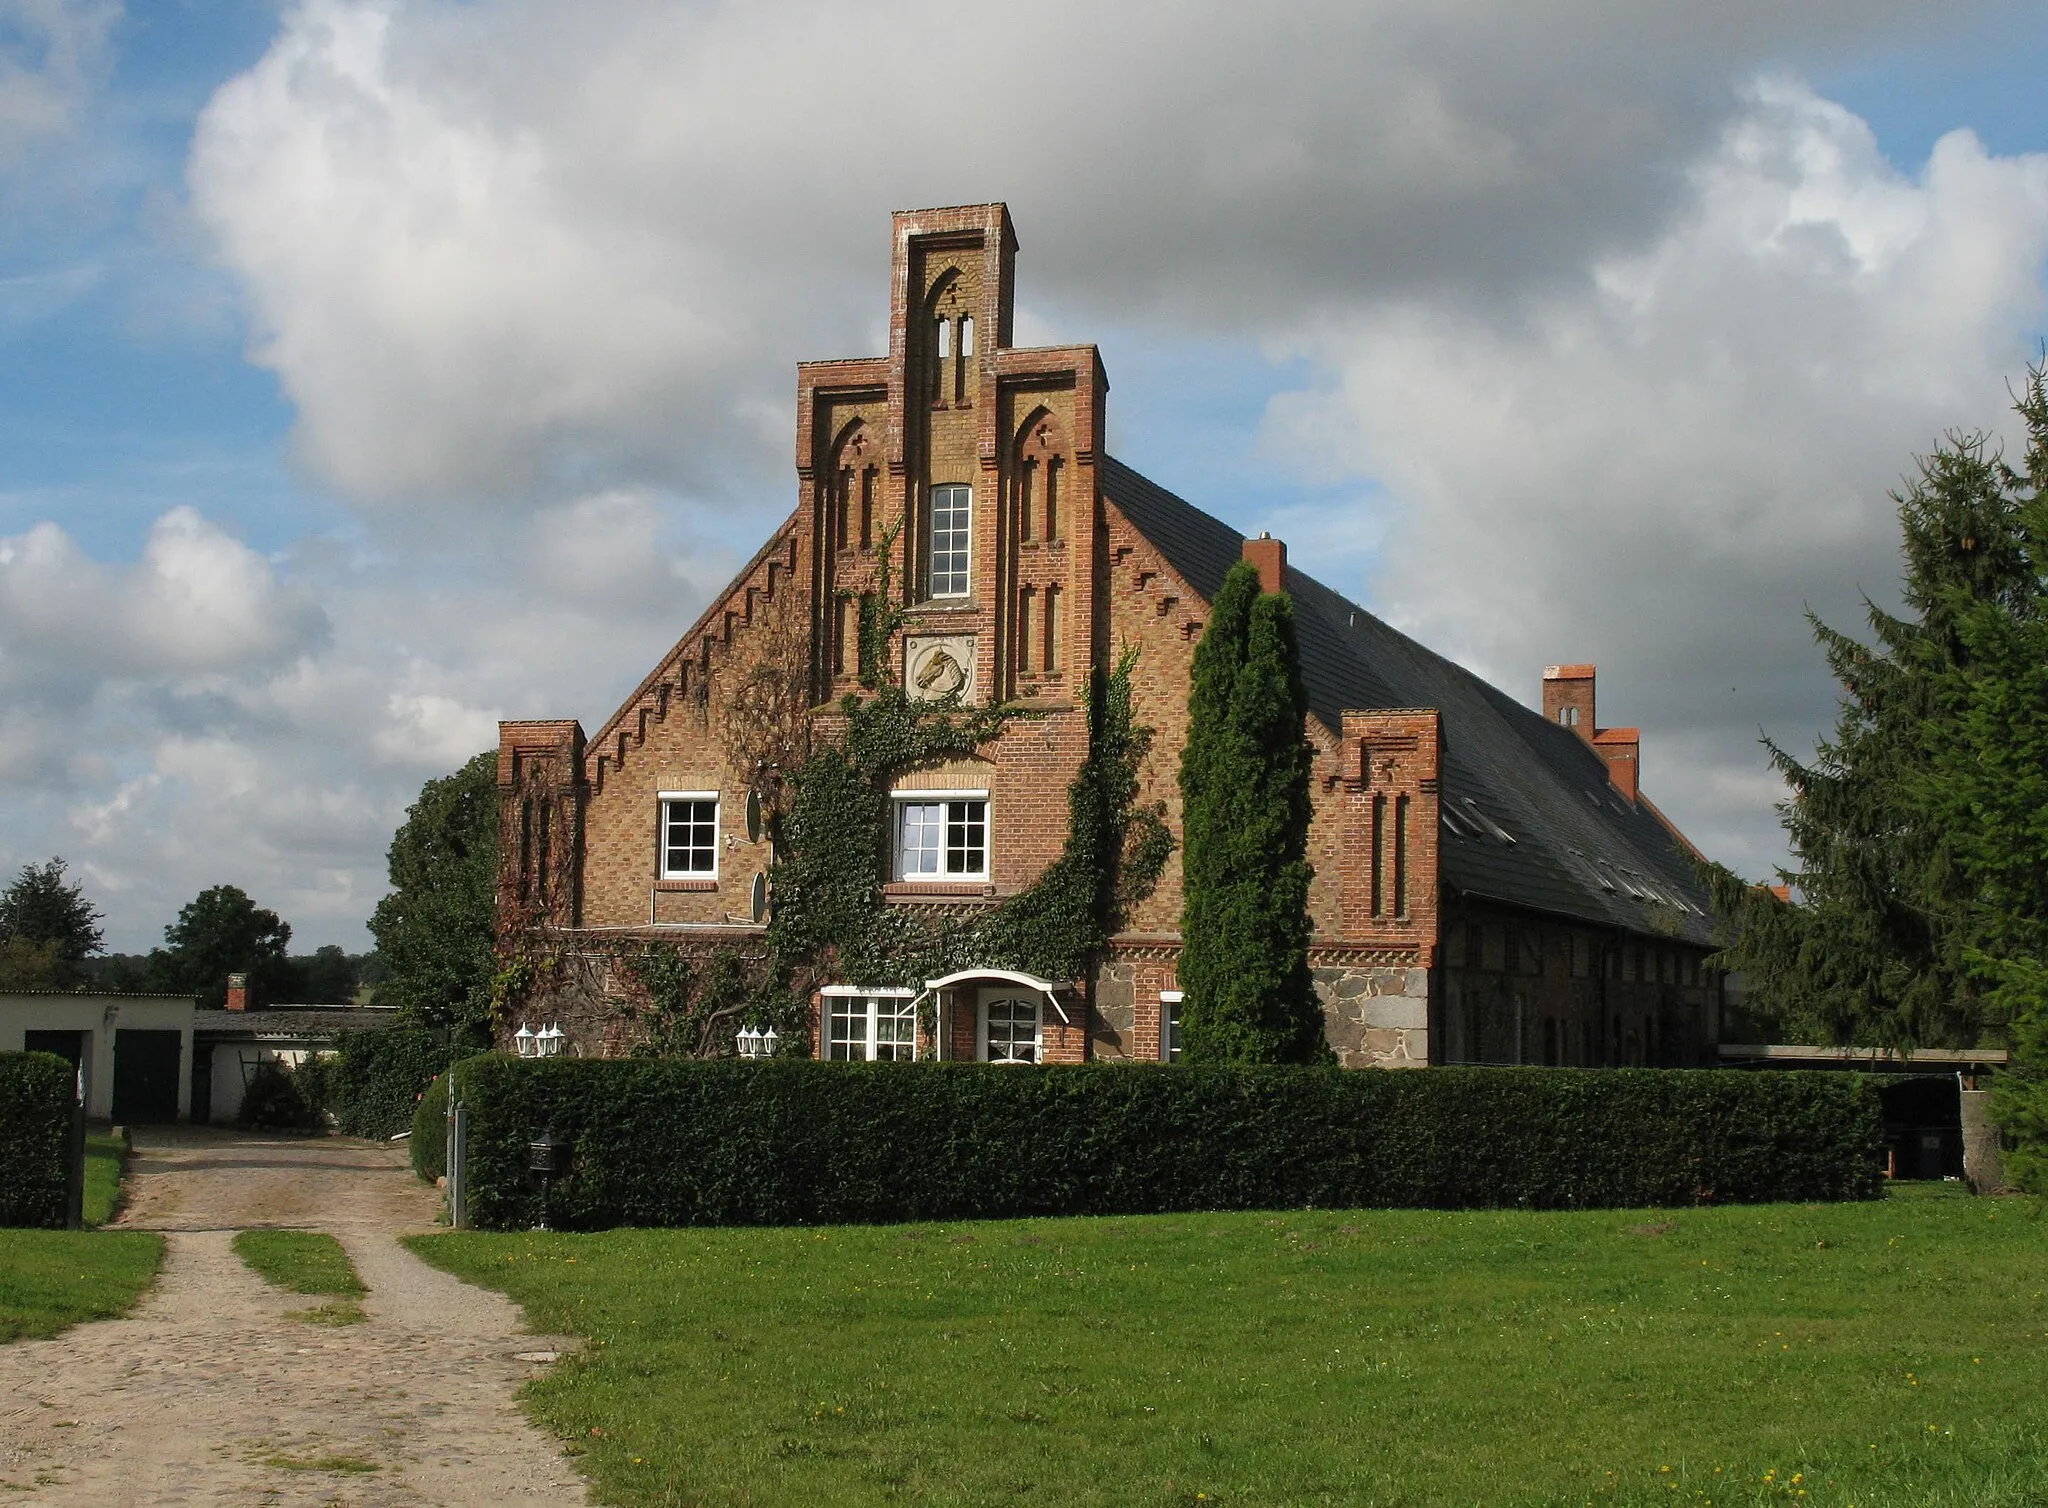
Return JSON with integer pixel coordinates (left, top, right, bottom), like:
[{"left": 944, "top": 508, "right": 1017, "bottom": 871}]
[{"left": 414, "top": 1187, "right": 2048, "bottom": 1507}]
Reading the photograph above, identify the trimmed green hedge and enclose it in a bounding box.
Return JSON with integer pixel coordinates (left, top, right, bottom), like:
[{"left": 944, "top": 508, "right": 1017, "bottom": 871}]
[
  {"left": 324, "top": 1027, "right": 463, "bottom": 1140},
  {"left": 445, "top": 1057, "right": 1885, "bottom": 1232},
  {"left": 410, "top": 1052, "right": 490, "bottom": 1182},
  {"left": 0, "top": 1051, "right": 74, "bottom": 1229},
  {"left": 411, "top": 1069, "right": 451, "bottom": 1182}
]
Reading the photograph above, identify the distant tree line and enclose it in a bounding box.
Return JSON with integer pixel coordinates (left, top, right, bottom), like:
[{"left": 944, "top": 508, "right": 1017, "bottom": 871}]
[
  {"left": 0, "top": 859, "right": 380, "bottom": 1008},
  {"left": 0, "top": 748, "right": 499, "bottom": 1039}
]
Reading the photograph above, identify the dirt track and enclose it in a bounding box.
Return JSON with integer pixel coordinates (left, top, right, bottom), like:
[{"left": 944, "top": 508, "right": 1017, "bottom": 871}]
[{"left": 0, "top": 1128, "right": 588, "bottom": 1505}]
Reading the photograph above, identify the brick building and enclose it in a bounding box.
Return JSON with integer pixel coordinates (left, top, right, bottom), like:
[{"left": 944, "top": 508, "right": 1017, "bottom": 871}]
[{"left": 499, "top": 203, "right": 1723, "bottom": 1069}]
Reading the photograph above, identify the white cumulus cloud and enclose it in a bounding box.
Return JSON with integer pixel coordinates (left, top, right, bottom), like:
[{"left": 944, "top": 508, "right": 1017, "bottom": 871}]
[
  {"left": 187, "top": 0, "right": 1936, "bottom": 504},
  {"left": 1264, "top": 77, "right": 2048, "bottom": 877}
]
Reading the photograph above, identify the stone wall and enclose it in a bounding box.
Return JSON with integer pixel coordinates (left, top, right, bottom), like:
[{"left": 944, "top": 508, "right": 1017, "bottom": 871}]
[{"left": 1315, "top": 963, "right": 1430, "bottom": 1068}]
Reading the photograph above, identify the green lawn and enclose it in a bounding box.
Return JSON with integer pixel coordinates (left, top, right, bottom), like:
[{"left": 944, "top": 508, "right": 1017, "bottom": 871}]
[
  {"left": 0, "top": 1128, "right": 158, "bottom": 1342},
  {"left": 0, "top": 1230, "right": 161, "bottom": 1343},
  {"left": 410, "top": 1187, "right": 2048, "bottom": 1507}
]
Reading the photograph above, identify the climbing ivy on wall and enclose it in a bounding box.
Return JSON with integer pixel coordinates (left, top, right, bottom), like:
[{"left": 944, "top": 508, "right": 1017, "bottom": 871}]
[
  {"left": 764, "top": 644, "right": 1173, "bottom": 1025},
  {"left": 494, "top": 555, "right": 1173, "bottom": 1057}
]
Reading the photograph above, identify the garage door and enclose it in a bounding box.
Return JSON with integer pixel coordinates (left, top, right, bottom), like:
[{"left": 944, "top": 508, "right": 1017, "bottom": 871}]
[{"left": 113, "top": 1029, "right": 182, "bottom": 1124}]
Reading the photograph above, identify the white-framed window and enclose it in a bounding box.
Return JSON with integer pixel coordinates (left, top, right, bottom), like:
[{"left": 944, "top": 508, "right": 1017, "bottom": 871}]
[
  {"left": 979, "top": 988, "right": 1041, "bottom": 1064},
  {"left": 658, "top": 791, "right": 719, "bottom": 878},
  {"left": 1159, "top": 989, "right": 1183, "bottom": 1064},
  {"left": 823, "top": 987, "right": 918, "bottom": 1061},
  {"left": 893, "top": 790, "right": 988, "bottom": 879},
  {"left": 929, "top": 484, "right": 971, "bottom": 597}
]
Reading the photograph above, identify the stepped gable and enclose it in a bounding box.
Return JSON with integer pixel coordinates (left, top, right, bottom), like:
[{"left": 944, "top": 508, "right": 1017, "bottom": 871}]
[
  {"left": 1098, "top": 454, "right": 1713, "bottom": 945},
  {"left": 580, "top": 511, "right": 801, "bottom": 794}
]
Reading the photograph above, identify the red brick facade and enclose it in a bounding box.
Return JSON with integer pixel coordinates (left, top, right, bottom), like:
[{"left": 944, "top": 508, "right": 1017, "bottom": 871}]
[{"left": 499, "top": 203, "right": 1724, "bottom": 1069}]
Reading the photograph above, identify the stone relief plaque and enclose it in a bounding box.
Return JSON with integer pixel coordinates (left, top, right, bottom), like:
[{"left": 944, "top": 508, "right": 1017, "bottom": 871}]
[{"left": 905, "top": 635, "right": 977, "bottom": 704}]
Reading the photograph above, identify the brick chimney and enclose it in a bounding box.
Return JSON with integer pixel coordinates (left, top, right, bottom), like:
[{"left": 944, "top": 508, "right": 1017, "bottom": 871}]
[
  {"left": 1242, "top": 532, "right": 1286, "bottom": 594},
  {"left": 1543, "top": 663, "right": 1640, "bottom": 802},
  {"left": 1592, "top": 727, "right": 1640, "bottom": 802},
  {"left": 226, "top": 972, "right": 248, "bottom": 1012},
  {"left": 1542, "top": 664, "right": 1597, "bottom": 737}
]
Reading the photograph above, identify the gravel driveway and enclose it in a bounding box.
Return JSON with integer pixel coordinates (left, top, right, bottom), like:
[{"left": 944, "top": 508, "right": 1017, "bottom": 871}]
[{"left": 0, "top": 1127, "right": 588, "bottom": 1505}]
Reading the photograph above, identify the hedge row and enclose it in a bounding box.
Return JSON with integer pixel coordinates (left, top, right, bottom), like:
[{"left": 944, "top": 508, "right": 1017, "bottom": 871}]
[
  {"left": 411, "top": 1069, "right": 452, "bottom": 1182},
  {"left": 0, "top": 1051, "right": 74, "bottom": 1229},
  {"left": 320, "top": 1028, "right": 465, "bottom": 1140},
  {"left": 446, "top": 1056, "right": 1885, "bottom": 1231}
]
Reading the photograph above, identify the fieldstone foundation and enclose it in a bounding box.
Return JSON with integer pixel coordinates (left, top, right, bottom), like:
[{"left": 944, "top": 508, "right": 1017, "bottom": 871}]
[{"left": 1316, "top": 965, "right": 1430, "bottom": 1068}]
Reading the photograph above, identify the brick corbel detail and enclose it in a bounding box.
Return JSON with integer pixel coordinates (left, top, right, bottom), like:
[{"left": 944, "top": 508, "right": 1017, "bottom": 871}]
[
  {"left": 580, "top": 523, "right": 804, "bottom": 795},
  {"left": 1335, "top": 709, "right": 1441, "bottom": 968}
]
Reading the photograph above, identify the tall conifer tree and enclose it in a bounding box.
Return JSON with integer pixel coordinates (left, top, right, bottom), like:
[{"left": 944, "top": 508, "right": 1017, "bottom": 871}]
[
  {"left": 1177, "top": 559, "right": 1325, "bottom": 1063},
  {"left": 1709, "top": 365, "right": 2048, "bottom": 1187},
  {"left": 1704, "top": 418, "right": 2033, "bottom": 1052},
  {"left": 1913, "top": 368, "right": 2048, "bottom": 1187}
]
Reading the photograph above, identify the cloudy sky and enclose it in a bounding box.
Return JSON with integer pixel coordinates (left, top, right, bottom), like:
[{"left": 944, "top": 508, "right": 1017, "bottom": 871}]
[{"left": 5, "top": 0, "right": 2048, "bottom": 952}]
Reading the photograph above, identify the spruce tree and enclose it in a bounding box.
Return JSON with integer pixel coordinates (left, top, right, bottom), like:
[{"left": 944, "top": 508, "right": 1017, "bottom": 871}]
[
  {"left": 0, "top": 857, "right": 105, "bottom": 967},
  {"left": 1704, "top": 410, "right": 2034, "bottom": 1053},
  {"left": 1177, "top": 559, "right": 1325, "bottom": 1063},
  {"left": 1914, "top": 367, "right": 2048, "bottom": 1187}
]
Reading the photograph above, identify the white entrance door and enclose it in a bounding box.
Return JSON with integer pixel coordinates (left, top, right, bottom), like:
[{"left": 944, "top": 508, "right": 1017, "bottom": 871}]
[{"left": 979, "top": 988, "right": 1042, "bottom": 1064}]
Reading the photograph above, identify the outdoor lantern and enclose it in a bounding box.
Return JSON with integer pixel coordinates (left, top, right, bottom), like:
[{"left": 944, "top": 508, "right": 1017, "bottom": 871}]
[
  {"left": 761, "top": 1025, "right": 779, "bottom": 1058},
  {"left": 514, "top": 1024, "right": 535, "bottom": 1058},
  {"left": 737, "top": 1025, "right": 761, "bottom": 1059},
  {"left": 536, "top": 1024, "right": 564, "bottom": 1057}
]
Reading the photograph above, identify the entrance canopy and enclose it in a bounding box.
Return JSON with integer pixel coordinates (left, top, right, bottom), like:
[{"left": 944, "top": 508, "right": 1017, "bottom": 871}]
[{"left": 922, "top": 968, "right": 1071, "bottom": 1023}]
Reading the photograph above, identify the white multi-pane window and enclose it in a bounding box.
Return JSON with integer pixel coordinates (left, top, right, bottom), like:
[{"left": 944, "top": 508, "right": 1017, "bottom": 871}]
[
  {"left": 658, "top": 792, "right": 719, "bottom": 878},
  {"left": 825, "top": 990, "right": 917, "bottom": 1061},
  {"left": 894, "top": 794, "right": 988, "bottom": 879},
  {"left": 1159, "top": 989, "right": 1183, "bottom": 1064},
  {"left": 982, "top": 992, "right": 1041, "bottom": 1064},
  {"left": 929, "top": 484, "right": 971, "bottom": 597}
]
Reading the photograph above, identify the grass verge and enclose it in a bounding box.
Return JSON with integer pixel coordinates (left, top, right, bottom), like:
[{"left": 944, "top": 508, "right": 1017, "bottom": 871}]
[
  {"left": 82, "top": 1131, "right": 128, "bottom": 1227},
  {"left": 0, "top": 1230, "right": 162, "bottom": 1343},
  {"left": 234, "top": 1230, "right": 367, "bottom": 1325},
  {"left": 411, "top": 1188, "right": 2048, "bottom": 1507}
]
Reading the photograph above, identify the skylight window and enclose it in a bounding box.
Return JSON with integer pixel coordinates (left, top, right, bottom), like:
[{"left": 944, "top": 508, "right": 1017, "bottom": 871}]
[
  {"left": 1460, "top": 798, "right": 1517, "bottom": 846},
  {"left": 1440, "top": 805, "right": 1482, "bottom": 840}
]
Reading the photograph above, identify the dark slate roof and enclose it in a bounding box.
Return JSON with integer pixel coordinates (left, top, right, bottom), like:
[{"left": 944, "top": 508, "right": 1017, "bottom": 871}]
[
  {"left": 194, "top": 1008, "right": 403, "bottom": 1038},
  {"left": 1100, "top": 455, "right": 1715, "bottom": 946}
]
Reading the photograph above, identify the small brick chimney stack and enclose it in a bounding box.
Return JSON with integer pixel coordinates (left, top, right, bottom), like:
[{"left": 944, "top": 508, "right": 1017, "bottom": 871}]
[
  {"left": 1542, "top": 664, "right": 1597, "bottom": 738},
  {"left": 1243, "top": 532, "right": 1287, "bottom": 594},
  {"left": 1543, "top": 663, "right": 1641, "bottom": 802},
  {"left": 1593, "top": 727, "right": 1641, "bottom": 802},
  {"left": 225, "top": 972, "right": 249, "bottom": 1012}
]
